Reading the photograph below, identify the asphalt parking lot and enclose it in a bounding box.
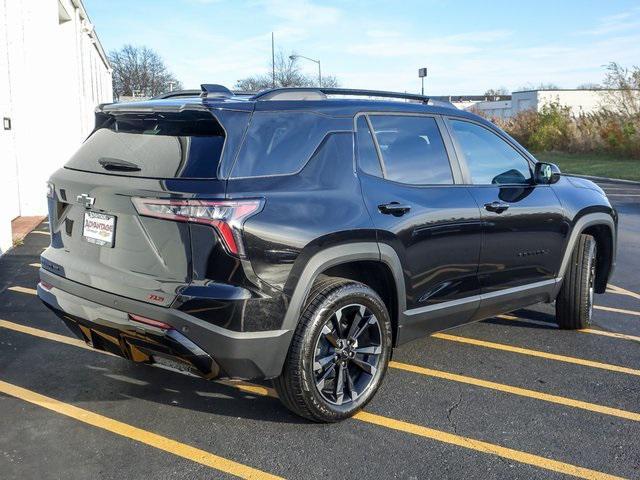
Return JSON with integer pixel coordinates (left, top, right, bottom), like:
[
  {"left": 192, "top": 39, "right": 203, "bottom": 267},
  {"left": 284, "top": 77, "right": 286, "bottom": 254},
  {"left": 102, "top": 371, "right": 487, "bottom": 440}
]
[{"left": 1, "top": 179, "right": 638, "bottom": 480}]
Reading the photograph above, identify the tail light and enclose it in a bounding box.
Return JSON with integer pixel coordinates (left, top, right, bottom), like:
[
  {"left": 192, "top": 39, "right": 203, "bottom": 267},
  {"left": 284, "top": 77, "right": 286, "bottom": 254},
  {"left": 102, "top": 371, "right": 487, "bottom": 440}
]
[{"left": 131, "top": 198, "right": 262, "bottom": 256}]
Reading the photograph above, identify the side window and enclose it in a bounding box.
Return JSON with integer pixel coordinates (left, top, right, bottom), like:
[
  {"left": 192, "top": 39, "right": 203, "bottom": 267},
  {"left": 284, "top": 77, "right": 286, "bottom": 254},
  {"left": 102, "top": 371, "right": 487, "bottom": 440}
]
[
  {"left": 450, "top": 120, "right": 532, "bottom": 185},
  {"left": 368, "top": 115, "right": 453, "bottom": 185},
  {"left": 231, "top": 111, "right": 327, "bottom": 178},
  {"left": 356, "top": 116, "right": 382, "bottom": 177}
]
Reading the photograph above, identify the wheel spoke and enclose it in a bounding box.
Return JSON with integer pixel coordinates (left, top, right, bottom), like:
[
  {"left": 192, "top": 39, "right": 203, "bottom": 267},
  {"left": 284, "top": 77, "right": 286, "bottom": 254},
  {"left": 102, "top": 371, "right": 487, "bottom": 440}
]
[
  {"left": 351, "top": 316, "right": 377, "bottom": 341},
  {"left": 354, "top": 345, "right": 381, "bottom": 355},
  {"left": 314, "top": 354, "right": 336, "bottom": 372},
  {"left": 332, "top": 310, "right": 345, "bottom": 338},
  {"left": 352, "top": 357, "right": 377, "bottom": 376},
  {"left": 316, "top": 362, "right": 336, "bottom": 391},
  {"left": 345, "top": 367, "right": 358, "bottom": 401},
  {"left": 321, "top": 324, "right": 339, "bottom": 348},
  {"left": 335, "top": 363, "right": 346, "bottom": 405},
  {"left": 346, "top": 306, "right": 366, "bottom": 340}
]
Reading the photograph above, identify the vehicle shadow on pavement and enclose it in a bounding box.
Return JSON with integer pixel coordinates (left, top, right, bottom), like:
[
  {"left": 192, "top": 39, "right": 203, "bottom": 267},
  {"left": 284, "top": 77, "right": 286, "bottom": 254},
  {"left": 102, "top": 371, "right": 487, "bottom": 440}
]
[
  {"left": 74, "top": 358, "right": 310, "bottom": 425},
  {"left": 81, "top": 356, "right": 316, "bottom": 425}
]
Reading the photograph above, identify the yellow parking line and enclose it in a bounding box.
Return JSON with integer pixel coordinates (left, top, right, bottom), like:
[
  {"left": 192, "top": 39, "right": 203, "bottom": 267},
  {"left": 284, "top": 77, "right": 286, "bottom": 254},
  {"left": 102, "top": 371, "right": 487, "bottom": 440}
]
[
  {"left": 389, "top": 361, "right": 640, "bottom": 422},
  {"left": 29, "top": 263, "right": 41, "bottom": 268},
  {"left": 1, "top": 323, "right": 625, "bottom": 480},
  {"left": 594, "top": 305, "right": 640, "bottom": 317},
  {"left": 606, "top": 284, "right": 640, "bottom": 301},
  {"left": 353, "top": 411, "right": 624, "bottom": 480},
  {"left": 496, "top": 315, "right": 640, "bottom": 343},
  {"left": 8, "top": 286, "right": 37, "bottom": 295},
  {"left": 0, "top": 380, "right": 283, "bottom": 480},
  {"left": 0, "top": 320, "right": 96, "bottom": 352},
  {"left": 5, "top": 318, "right": 638, "bottom": 423},
  {"left": 579, "top": 329, "right": 640, "bottom": 343},
  {"left": 432, "top": 333, "right": 640, "bottom": 376}
]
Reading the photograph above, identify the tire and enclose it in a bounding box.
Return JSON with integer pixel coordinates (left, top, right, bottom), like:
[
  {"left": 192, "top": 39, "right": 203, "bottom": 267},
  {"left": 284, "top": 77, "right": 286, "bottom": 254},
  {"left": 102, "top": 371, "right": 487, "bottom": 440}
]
[
  {"left": 555, "top": 234, "right": 597, "bottom": 329},
  {"left": 273, "top": 277, "right": 392, "bottom": 422}
]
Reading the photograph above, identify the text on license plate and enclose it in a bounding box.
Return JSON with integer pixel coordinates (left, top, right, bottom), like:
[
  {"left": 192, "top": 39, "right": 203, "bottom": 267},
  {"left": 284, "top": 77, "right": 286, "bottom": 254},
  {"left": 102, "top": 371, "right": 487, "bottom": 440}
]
[{"left": 83, "top": 211, "right": 116, "bottom": 247}]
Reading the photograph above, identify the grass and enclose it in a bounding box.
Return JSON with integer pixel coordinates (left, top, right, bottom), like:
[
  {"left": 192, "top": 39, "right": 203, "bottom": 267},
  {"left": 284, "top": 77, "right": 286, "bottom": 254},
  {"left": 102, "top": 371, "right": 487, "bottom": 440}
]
[{"left": 534, "top": 151, "right": 640, "bottom": 182}]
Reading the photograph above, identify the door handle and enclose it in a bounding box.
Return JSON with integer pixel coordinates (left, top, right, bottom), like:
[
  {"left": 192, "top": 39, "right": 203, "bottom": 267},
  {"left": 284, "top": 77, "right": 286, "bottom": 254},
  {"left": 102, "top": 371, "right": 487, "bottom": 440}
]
[
  {"left": 378, "top": 202, "right": 411, "bottom": 217},
  {"left": 484, "top": 201, "right": 510, "bottom": 213}
]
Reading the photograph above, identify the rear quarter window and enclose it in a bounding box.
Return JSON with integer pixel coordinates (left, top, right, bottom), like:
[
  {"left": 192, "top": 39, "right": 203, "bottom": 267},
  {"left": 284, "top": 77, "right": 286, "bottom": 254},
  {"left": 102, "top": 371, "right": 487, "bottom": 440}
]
[{"left": 230, "top": 111, "right": 331, "bottom": 178}]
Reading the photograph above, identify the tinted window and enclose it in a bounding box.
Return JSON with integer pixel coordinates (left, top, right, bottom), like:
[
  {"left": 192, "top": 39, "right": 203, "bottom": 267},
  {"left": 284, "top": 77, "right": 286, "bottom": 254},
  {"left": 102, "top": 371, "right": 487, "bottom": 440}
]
[
  {"left": 369, "top": 115, "right": 453, "bottom": 185},
  {"left": 356, "top": 116, "right": 382, "bottom": 176},
  {"left": 231, "top": 111, "right": 328, "bottom": 178},
  {"left": 65, "top": 111, "right": 226, "bottom": 178},
  {"left": 450, "top": 120, "right": 532, "bottom": 185}
]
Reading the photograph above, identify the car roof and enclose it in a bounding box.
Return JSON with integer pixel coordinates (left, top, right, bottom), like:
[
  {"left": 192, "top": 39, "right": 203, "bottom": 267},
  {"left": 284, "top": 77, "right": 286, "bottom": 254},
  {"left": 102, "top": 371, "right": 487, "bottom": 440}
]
[{"left": 100, "top": 86, "right": 484, "bottom": 122}]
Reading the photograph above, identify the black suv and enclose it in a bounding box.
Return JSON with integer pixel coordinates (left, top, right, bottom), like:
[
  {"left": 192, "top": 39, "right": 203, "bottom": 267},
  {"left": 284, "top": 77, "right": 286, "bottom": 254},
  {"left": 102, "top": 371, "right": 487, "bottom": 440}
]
[{"left": 39, "top": 85, "right": 617, "bottom": 422}]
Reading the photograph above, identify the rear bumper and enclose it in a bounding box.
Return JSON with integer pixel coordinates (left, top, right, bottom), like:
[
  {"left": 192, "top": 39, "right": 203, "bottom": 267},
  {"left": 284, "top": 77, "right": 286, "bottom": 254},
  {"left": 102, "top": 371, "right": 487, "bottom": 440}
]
[{"left": 37, "top": 269, "right": 293, "bottom": 380}]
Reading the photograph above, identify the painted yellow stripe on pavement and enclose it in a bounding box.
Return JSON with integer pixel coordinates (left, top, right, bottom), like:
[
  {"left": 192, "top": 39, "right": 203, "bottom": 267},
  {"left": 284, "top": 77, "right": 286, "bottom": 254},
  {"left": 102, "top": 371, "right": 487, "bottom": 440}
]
[
  {"left": 497, "top": 315, "right": 640, "bottom": 343},
  {"left": 354, "top": 411, "right": 624, "bottom": 480},
  {"left": 606, "top": 284, "right": 640, "bottom": 301},
  {"left": 432, "top": 333, "right": 640, "bottom": 376},
  {"left": 389, "top": 361, "right": 640, "bottom": 422},
  {"left": 29, "top": 263, "right": 41, "bottom": 268},
  {"left": 0, "top": 320, "right": 628, "bottom": 479},
  {"left": 0, "top": 320, "right": 95, "bottom": 351},
  {"left": 594, "top": 305, "right": 640, "bottom": 317},
  {"left": 0, "top": 380, "right": 282, "bottom": 480},
  {"left": 8, "top": 286, "right": 37, "bottom": 295},
  {"left": 5, "top": 318, "right": 638, "bottom": 422},
  {"left": 579, "top": 329, "right": 640, "bottom": 343}
]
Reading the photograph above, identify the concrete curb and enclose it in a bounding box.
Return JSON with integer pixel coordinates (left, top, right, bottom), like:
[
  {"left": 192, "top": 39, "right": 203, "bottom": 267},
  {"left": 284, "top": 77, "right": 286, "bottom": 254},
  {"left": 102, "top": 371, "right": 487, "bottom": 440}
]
[{"left": 570, "top": 174, "right": 640, "bottom": 186}]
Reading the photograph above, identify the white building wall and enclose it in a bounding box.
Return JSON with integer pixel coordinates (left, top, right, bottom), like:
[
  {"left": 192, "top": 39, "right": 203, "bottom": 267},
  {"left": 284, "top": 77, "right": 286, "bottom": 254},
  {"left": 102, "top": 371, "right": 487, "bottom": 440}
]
[
  {"left": 536, "top": 90, "right": 606, "bottom": 116},
  {"left": 0, "top": 0, "right": 112, "bottom": 255},
  {"left": 472, "top": 100, "right": 512, "bottom": 120}
]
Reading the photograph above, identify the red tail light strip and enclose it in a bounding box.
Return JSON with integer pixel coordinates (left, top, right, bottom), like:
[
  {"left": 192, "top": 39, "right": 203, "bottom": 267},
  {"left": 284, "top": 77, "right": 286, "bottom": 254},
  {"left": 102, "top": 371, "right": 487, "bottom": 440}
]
[{"left": 131, "top": 198, "right": 263, "bottom": 256}]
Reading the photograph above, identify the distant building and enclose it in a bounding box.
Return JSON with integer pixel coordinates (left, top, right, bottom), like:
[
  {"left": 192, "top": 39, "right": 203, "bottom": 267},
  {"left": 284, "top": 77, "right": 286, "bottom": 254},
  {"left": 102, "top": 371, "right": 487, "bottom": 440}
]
[
  {"left": 431, "top": 94, "right": 510, "bottom": 111},
  {"left": 0, "top": 0, "right": 112, "bottom": 255},
  {"left": 469, "top": 89, "right": 633, "bottom": 120}
]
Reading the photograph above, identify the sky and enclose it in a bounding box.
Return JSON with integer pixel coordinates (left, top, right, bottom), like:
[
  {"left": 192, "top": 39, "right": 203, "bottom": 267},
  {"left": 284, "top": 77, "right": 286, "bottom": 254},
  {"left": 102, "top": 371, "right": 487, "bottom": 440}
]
[{"left": 84, "top": 0, "right": 640, "bottom": 95}]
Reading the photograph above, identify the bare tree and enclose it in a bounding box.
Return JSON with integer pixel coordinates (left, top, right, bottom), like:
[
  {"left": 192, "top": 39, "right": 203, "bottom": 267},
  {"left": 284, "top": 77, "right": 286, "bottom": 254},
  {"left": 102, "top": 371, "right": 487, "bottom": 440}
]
[
  {"left": 516, "top": 82, "right": 560, "bottom": 91},
  {"left": 483, "top": 87, "right": 509, "bottom": 100},
  {"left": 600, "top": 62, "right": 640, "bottom": 116},
  {"left": 235, "top": 51, "right": 339, "bottom": 92},
  {"left": 109, "top": 45, "right": 182, "bottom": 98},
  {"left": 576, "top": 82, "right": 601, "bottom": 90}
]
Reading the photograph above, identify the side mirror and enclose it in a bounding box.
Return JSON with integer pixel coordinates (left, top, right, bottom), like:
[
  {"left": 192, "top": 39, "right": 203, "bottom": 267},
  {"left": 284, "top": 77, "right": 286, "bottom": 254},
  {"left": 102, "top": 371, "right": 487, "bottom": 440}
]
[{"left": 534, "top": 162, "right": 561, "bottom": 184}]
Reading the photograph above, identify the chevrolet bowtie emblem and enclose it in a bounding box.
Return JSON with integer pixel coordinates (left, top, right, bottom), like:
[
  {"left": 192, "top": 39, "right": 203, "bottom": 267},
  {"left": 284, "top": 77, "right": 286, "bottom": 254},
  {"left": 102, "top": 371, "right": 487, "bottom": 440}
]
[{"left": 76, "top": 193, "right": 95, "bottom": 208}]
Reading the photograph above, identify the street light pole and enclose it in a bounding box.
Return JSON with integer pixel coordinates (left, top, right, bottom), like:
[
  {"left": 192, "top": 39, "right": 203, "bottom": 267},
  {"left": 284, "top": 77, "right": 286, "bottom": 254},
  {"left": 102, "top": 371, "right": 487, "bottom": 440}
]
[{"left": 290, "top": 54, "right": 322, "bottom": 86}]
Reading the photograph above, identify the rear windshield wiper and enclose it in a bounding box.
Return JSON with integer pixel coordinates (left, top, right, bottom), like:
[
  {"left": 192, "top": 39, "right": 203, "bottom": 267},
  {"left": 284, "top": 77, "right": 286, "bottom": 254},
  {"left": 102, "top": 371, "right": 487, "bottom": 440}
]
[{"left": 98, "top": 157, "right": 141, "bottom": 172}]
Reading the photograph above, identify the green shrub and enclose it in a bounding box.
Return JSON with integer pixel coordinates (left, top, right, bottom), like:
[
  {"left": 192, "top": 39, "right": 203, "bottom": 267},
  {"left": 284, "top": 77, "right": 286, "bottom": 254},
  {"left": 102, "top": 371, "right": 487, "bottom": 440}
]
[{"left": 492, "top": 104, "right": 640, "bottom": 159}]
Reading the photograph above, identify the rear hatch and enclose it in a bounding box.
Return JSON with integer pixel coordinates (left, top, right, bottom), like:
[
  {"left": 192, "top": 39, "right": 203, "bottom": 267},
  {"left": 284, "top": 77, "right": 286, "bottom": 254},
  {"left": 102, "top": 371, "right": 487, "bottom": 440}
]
[{"left": 44, "top": 105, "right": 249, "bottom": 306}]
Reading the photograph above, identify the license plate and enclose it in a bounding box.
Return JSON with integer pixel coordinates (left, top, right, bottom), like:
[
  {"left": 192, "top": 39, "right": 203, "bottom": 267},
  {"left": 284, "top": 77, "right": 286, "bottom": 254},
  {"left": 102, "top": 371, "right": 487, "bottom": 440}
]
[{"left": 83, "top": 211, "right": 116, "bottom": 247}]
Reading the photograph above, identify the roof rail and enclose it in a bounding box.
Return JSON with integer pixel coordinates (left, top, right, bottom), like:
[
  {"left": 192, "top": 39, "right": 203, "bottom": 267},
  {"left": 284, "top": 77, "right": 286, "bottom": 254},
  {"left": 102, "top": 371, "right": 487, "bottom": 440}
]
[
  {"left": 152, "top": 89, "right": 202, "bottom": 99},
  {"left": 252, "top": 87, "right": 431, "bottom": 103},
  {"left": 200, "top": 84, "right": 233, "bottom": 99}
]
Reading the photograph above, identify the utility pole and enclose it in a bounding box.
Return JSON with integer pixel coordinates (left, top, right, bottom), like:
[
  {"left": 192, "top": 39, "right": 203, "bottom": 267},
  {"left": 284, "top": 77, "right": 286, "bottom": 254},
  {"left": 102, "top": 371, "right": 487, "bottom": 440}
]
[{"left": 271, "top": 32, "right": 275, "bottom": 89}]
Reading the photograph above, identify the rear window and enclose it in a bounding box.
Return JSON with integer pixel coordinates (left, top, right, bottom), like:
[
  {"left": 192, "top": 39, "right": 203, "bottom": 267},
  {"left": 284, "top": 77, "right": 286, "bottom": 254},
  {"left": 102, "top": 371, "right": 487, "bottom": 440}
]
[
  {"left": 65, "top": 111, "right": 227, "bottom": 178},
  {"left": 230, "top": 111, "right": 329, "bottom": 178}
]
